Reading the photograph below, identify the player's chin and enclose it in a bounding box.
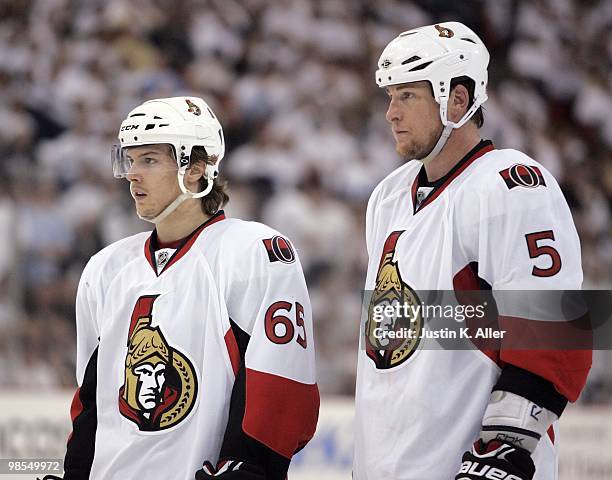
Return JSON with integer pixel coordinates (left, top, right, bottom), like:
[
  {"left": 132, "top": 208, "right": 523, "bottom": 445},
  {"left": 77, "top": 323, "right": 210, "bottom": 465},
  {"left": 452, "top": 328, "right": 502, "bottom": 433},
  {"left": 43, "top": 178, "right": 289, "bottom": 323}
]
[
  {"left": 396, "top": 141, "right": 415, "bottom": 159},
  {"left": 135, "top": 204, "right": 156, "bottom": 218}
]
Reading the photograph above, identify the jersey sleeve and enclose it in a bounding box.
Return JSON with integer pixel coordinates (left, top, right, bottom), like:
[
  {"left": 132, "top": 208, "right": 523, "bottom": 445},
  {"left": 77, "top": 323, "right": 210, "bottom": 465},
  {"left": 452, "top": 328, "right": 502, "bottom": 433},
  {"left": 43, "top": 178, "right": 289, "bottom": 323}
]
[
  {"left": 64, "top": 258, "right": 101, "bottom": 480},
  {"left": 467, "top": 161, "right": 591, "bottom": 404},
  {"left": 216, "top": 229, "right": 319, "bottom": 479},
  {"left": 365, "top": 184, "right": 380, "bottom": 259}
]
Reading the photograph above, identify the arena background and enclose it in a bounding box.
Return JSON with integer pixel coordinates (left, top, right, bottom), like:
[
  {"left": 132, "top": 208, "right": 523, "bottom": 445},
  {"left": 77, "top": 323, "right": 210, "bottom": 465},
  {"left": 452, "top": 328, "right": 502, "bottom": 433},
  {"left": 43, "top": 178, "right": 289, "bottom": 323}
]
[{"left": 0, "top": 0, "right": 610, "bottom": 478}]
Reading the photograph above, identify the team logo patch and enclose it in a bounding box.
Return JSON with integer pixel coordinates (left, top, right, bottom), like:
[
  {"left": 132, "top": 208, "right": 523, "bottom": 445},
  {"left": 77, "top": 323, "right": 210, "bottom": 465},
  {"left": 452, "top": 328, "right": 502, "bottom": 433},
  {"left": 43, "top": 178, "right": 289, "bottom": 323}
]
[
  {"left": 119, "top": 295, "right": 198, "bottom": 431},
  {"left": 499, "top": 164, "right": 546, "bottom": 190},
  {"left": 365, "top": 231, "right": 423, "bottom": 369},
  {"left": 185, "top": 98, "right": 201, "bottom": 116},
  {"left": 263, "top": 235, "right": 296, "bottom": 264},
  {"left": 434, "top": 24, "right": 454, "bottom": 38}
]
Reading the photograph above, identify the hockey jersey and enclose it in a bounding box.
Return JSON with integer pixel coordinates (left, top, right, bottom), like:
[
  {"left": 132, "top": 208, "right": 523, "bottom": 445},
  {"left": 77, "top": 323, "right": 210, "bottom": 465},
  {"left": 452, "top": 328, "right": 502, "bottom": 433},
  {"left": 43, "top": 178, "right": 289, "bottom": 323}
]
[
  {"left": 64, "top": 212, "right": 319, "bottom": 480},
  {"left": 353, "top": 141, "right": 591, "bottom": 479}
]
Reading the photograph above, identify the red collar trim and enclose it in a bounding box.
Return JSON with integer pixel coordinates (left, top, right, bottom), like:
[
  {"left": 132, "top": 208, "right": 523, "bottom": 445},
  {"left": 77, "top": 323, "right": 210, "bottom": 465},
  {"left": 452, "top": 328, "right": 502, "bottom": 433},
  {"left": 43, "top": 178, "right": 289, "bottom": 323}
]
[
  {"left": 144, "top": 211, "right": 226, "bottom": 276},
  {"left": 411, "top": 140, "right": 494, "bottom": 213}
]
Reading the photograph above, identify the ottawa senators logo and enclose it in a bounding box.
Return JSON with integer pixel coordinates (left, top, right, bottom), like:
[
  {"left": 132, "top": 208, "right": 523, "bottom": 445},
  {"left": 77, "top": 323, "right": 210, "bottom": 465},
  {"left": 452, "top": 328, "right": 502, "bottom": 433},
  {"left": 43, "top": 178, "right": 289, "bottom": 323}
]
[
  {"left": 263, "top": 235, "right": 296, "bottom": 264},
  {"left": 119, "top": 295, "right": 198, "bottom": 431},
  {"left": 185, "top": 98, "right": 201, "bottom": 116},
  {"left": 499, "top": 164, "right": 546, "bottom": 190},
  {"left": 365, "top": 231, "right": 423, "bottom": 369},
  {"left": 434, "top": 24, "right": 454, "bottom": 38}
]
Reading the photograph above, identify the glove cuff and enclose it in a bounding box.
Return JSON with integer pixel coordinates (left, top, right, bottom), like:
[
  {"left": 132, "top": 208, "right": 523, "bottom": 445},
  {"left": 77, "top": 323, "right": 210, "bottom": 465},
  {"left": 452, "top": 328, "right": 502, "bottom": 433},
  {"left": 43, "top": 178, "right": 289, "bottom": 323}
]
[{"left": 480, "top": 391, "right": 557, "bottom": 452}]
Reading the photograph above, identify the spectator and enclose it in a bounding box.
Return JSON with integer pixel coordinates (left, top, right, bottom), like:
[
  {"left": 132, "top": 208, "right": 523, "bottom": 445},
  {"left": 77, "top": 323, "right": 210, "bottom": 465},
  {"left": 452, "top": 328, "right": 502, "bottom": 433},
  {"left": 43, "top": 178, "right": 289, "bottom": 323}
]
[{"left": 0, "top": 0, "right": 610, "bottom": 400}]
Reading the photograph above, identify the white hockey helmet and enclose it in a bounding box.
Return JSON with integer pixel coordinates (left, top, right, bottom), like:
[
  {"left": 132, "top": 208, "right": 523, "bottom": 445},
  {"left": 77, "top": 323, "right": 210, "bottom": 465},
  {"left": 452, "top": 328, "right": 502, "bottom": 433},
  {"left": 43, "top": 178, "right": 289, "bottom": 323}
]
[
  {"left": 112, "top": 96, "right": 225, "bottom": 223},
  {"left": 376, "top": 22, "right": 489, "bottom": 162}
]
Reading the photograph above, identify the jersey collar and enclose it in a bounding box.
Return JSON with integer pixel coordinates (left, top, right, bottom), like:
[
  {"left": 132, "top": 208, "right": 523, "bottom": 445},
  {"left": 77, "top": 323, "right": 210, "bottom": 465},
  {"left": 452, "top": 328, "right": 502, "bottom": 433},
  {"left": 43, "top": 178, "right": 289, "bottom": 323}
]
[
  {"left": 411, "top": 139, "right": 494, "bottom": 214},
  {"left": 144, "top": 210, "right": 226, "bottom": 276}
]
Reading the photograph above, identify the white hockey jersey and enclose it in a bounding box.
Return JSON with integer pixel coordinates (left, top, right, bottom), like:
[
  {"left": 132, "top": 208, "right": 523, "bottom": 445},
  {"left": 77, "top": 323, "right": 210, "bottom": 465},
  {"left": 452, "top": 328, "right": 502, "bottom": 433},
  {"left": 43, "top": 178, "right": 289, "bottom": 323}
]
[
  {"left": 354, "top": 141, "right": 590, "bottom": 479},
  {"left": 64, "top": 212, "right": 319, "bottom": 480}
]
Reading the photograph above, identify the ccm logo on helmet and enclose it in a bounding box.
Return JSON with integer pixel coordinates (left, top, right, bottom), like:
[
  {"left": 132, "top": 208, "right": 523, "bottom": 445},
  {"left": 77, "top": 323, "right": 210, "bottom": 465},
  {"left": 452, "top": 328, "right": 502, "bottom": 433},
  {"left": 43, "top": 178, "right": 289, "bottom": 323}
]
[
  {"left": 457, "top": 462, "right": 522, "bottom": 480},
  {"left": 120, "top": 125, "right": 140, "bottom": 131},
  {"left": 499, "top": 164, "right": 546, "bottom": 190}
]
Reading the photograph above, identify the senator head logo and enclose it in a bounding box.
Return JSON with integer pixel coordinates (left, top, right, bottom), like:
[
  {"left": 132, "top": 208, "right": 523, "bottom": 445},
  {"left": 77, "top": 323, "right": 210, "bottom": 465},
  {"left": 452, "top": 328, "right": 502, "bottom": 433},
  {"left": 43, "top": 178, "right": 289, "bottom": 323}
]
[
  {"left": 119, "top": 295, "right": 197, "bottom": 431},
  {"left": 365, "top": 231, "right": 423, "bottom": 369}
]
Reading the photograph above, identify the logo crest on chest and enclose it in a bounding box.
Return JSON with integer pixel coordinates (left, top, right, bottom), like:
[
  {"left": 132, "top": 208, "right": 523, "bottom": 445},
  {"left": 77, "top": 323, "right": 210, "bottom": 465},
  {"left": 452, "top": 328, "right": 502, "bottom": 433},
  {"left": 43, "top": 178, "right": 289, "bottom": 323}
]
[
  {"left": 365, "top": 231, "right": 423, "bottom": 369},
  {"left": 119, "top": 295, "right": 198, "bottom": 431}
]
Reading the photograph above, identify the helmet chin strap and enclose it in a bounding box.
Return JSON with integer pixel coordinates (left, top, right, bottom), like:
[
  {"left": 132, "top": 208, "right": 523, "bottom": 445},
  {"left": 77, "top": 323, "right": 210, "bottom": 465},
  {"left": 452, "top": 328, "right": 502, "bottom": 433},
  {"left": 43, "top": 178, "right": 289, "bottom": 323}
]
[
  {"left": 138, "top": 192, "right": 192, "bottom": 224},
  {"left": 419, "top": 96, "right": 484, "bottom": 165},
  {"left": 419, "top": 122, "right": 454, "bottom": 165},
  {"left": 139, "top": 167, "right": 215, "bottom": 224},
  {"left": 418, "top": 97, "right": 456, "bottom": 165}
]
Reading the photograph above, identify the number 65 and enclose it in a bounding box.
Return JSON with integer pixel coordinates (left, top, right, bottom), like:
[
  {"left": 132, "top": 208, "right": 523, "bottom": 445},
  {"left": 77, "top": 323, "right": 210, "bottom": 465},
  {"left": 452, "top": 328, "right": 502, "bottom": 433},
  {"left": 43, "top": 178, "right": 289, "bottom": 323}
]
[{"left": 264, "top": 301, "right": 308, "bottom": 349}]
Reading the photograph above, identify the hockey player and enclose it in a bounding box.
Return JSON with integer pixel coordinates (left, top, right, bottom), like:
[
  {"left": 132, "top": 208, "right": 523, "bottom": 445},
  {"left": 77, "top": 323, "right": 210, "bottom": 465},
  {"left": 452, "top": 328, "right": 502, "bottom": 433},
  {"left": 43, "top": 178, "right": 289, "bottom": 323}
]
[
  {"left": 59, "top": 97, "right": 319, "bottom": 480},
  {"left": 353, "top": 22, "right": 591, "bottom": 479}
]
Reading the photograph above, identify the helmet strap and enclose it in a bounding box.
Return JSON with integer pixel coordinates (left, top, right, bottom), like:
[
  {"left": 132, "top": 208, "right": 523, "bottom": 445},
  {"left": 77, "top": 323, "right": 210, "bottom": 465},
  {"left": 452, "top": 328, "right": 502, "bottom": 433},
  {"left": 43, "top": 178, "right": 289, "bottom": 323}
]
[
  {"left": 139, "top": 166, "right": 215, "bottom": 224},
  {"left": 178, "top": 165, "right": 215, "bottom": 198},
  {"left": 420, "top": 94, "right": 479, "bottom": 165},
  {"left": 419, "top": 123, "right": 454, "bottom": 165},
  {"left": 138, "top": 192, "right": 191, "bottom": 224}
]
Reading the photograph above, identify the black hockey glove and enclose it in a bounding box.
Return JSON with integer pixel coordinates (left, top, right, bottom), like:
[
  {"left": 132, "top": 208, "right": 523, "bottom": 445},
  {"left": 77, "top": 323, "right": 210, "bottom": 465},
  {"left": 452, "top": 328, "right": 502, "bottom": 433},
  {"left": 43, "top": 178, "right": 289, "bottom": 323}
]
[
  {"left": 455, "top": 439, "right": 535, "bottom": 480},
  {"left": 195, "top": 459, "right": 266, "bottom": 480}
]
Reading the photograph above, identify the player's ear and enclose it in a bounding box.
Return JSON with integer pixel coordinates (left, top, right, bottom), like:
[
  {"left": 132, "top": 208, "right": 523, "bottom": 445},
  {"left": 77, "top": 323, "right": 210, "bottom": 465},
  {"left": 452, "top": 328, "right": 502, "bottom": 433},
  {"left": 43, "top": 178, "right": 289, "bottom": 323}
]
[
  {"left": 185, "top": 159, "right": 205, "bottom": 183},
  {"left": 449, "top": 84, "right": 470, "bottom": 123}
]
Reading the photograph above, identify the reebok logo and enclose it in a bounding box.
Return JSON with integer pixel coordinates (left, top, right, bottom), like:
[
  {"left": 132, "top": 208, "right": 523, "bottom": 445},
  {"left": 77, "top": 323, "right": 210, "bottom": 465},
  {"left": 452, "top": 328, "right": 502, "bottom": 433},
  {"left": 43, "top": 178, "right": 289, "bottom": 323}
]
[{"left": 494, "top": 433, "right": 523, "bottom": 447}]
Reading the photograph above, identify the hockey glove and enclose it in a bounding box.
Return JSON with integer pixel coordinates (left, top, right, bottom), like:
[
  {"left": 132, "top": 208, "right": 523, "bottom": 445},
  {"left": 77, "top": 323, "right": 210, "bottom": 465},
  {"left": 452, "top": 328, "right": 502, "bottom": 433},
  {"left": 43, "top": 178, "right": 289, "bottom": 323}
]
[
  {"left": 455, "top": 439, "right": 535, "bottom": 480},
  {"left": 195, "top": 459, "right": 266, "bottom": 480}
]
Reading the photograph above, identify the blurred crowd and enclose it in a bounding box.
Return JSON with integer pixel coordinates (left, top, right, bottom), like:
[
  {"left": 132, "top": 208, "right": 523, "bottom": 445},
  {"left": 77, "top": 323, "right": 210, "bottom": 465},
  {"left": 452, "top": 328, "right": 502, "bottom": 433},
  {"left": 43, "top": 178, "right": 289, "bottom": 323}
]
[{"left": 0, "top": 0, "right": 611, "bottom": 400}]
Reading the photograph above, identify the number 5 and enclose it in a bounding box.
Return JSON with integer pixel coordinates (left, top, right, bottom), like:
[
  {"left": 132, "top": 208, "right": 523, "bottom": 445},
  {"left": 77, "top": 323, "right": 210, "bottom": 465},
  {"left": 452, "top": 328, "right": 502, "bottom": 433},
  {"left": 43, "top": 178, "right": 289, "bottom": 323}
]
[{"left": 525, "top": 230, "right": 562, "bottom": 277}]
